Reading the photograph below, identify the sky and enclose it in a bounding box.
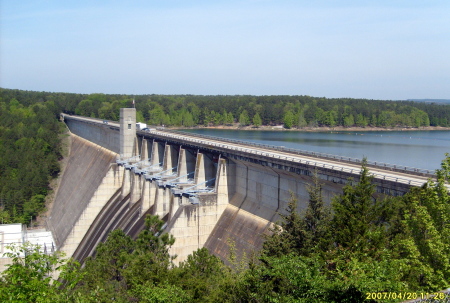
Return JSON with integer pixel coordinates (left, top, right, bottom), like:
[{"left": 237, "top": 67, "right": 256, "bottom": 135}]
[{"left": 1, "top": 0, "right": 449, "bottom": 100}]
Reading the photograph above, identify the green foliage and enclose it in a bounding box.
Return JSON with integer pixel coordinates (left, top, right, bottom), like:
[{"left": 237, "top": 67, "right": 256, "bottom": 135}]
[
  {"left": 237, "top": 254, "right": 331, "bottom": 302},
  {"left": 0, "top": 93, "right": 63, "bottom": 224},
  {"left": 263, "top": 194, "right": 305, "bottom": 257},
  {"left": 1, "top": 88, "right": 450, "bottom": 301},
  {"left": 260, "top": 157, "right": 450, "bottom": 300},
  {"left": 343, "top": 114, "right": 355, "bottom": 127},
  {"left": 297, "top": 109, "right": 307, "bottom": 128},
  {"left": 239, "top": 110, "right": 249, "bottom": 126},
  {"left": 133, "top": 283, "right": 190, "bottom": 303},
  {"left": 0, "top": 243, "right": 66, "bottom": 302},
  {"left": 2, "top": 152, "right": 449, "bottom": 302},
  {"left": 225, "top": 111, "right": 235, "bottom": 125},
  {"left": 303, "top": 172, "right": 333, "bottom": 254},
  {"left": 331, "top": 160, "right": 389, "bottom": 253},
  {"left": 385, "top": 156, "right": 450, "bottom": 290},
  {"left": 283, "top": 111, "right": 294, "bottom": 129},
  {"left": 148, "top": 103, "right": 168, "bottom": 126},
  {"left": 170, "top": 248, "right": 227, "bottom": 301},
  {"left": 252, "top": 113, "right": 262, "bottom": 127},
  {"left": 2, "top": 88, "right": 448, "bottom": 129},
  {"left": 263, "top": 173, "right": 331, "bottom": 258},
  {"left": 355, "top": 113, "right": 368, "bottom": 127}
]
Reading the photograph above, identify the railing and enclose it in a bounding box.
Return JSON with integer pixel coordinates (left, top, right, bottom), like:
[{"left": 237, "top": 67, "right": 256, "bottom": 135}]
[
  {"left": 152, "top": 129, "right": 436, "bottom": 178},
  {"left": 62, "top": 114, "right": 436, "bottom": 178}
]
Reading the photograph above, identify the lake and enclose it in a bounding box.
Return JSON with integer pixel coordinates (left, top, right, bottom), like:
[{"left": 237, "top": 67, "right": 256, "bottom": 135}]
[{"left": 180, "top": 129, "right": 450, "bottom": 172}]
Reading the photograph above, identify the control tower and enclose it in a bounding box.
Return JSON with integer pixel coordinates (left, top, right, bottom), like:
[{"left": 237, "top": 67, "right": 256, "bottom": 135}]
[{"left": 120, "top": 108, "right": 136, "bottom": 158}]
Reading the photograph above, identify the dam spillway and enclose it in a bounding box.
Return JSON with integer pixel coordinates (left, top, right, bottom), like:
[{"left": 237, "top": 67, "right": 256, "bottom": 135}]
[{"left": 48, "top": 111, "right": 437, "bottom": 264}]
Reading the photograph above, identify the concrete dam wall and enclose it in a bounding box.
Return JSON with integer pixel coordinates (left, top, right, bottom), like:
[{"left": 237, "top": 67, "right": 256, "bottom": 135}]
[
  {"left": 47, "top": 134, "right": 122, "bottom": 259},
  {"left": 48, "top": 132, "right": 342, "bottom": 264},
  {"left": 64, "top": 117, "right": 120, "bottom": 154},
  {"left": 53, "top": 114, "right": 427, "bottom": 265},
  {"left": 204, "top": 159, "right": 343, "bottom": 262}
]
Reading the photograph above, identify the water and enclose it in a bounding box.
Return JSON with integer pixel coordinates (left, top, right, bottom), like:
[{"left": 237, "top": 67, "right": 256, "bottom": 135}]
[{"left": 181, "top": 129, "right": 450, "bottom": 171}]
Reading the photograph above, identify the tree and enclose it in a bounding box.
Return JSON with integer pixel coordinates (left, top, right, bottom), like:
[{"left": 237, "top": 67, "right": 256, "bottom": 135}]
[
  {"left": 355, "top": 113, "right": 368, "bottom": 127},
  {"left": 263, "top": 173, "right": 332, "bottom": 258},
  {"left": 239, "top": 110, "right": 249, "bottom": 127},
  {"left": 262, "top": 193, "right": 305, "bottom": 258},
  {"left": 378, "top": 111, "right": 395, "bottom": 127},
  {"left": 81, "top": 229, "right": 134, "bottom": 291},
  {"left": 136, "top": 110, "right": 145, "bottom": 123},
  {"left": 187, "top": 102, "right": 201, "bottom": 125},
  {"left": 170, "top": 248, "right": 227, "bottom": 301},
  {"left": 0, "top": 243, "right": 66, "bottom": 302},
  {"left": 331, "top": 160, "right": 389, "bottom": 254},
  {"left": 343, "top": 114, "right": 355, "bottom": 127},
  {"left": 252, "top": 113, "right": 262, "bottom": 128},
  {"left": 303, "top": 172, "right": 332, "bottom": 254},
  {"left": 297, "top": 109, "right": 307, "bottom": 128},
  {"left": 386, "top": 154, "right": 450, "bottom": 290},
  {"left": 283, "top": 111, "right": 294, "bottom": 129},
  {"left": 225, "top": 112, "right": 234, "bottom": 125},
  {"left": 133, "top": 283, "right": 190, "bottom": 303},
  {"left": 213, "top": 111, "right": 223, "bottom": 126},
  {"left": 182, "top": 111, "right": 194, "bottom": 127},
  {"left": 123, "top": 215, "right": 175, "bottom": 289},
  {"left": 72, "top": 215, "right": 176, "bottom": 301},
  {"left": 322, "top": 110, "right": 337, "bottom": 127},
  {"left": 148, "top": 104, "right": 166, "bottom": 126}
]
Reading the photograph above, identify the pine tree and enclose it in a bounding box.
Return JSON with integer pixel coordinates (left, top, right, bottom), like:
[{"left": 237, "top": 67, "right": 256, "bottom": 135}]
[
  {"left": 263, "top": 174, "right": 331, "bottom": 257},
  {"left": 303, "top": 172, "right": 332, "bottom": 254},
  {"left": 262, "top": 193, "right": 304, "bottom": 257},
  {"left": 252, "top": 113, "right": 262, "bottom": 128},
  {"left": 331, "top": 159, "right": 388, "bottom": 255},
  {"left": 239, "top": 110, "right": 249, "bottom": 126}
]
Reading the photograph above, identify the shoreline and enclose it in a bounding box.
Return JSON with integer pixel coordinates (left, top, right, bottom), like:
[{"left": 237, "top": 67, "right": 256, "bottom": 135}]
[{"left": 170, "top": 125, "right": 450, "bottom": 132}]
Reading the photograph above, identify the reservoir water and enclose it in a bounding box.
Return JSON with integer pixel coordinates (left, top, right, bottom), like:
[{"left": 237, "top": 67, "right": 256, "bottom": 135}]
[{"left": 181, "top": 129, "right": 450, "bottom": 172}]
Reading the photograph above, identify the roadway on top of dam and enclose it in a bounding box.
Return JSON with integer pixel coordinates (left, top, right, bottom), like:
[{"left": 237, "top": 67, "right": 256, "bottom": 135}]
[{"left": 62, "top": 114, "right": 448, "bottom": 191}]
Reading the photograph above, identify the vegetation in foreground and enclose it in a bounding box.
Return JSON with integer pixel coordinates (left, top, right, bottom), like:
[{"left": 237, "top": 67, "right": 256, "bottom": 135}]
[
  {"left": 1, "top": 156, "right": 449, "bottom": 302},
  {"left": 1, "top": 88, "right": 449, "bottom": 301}
]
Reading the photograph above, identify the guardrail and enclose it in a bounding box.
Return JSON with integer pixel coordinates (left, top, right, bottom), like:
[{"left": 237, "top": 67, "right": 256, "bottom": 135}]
[
  {"left": 60, "top": 115, "right": 448, "bottom": 191},
  {"left": 156, "top": 129, "right": 436, "bottom": 178},
  {"left": 149, "top": 130, "right": 434, "bottom": 188}
]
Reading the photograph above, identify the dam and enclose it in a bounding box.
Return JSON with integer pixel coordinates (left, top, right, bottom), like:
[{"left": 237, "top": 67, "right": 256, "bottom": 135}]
[{"left": 48, "top": 109, "right": 437, "bottom": 264}]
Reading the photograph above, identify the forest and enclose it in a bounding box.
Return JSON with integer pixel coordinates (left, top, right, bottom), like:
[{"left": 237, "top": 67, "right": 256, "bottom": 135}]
[
  {"left": 0, "top": 158, "right": 449, "bottom": 302},
  {"left": 0, "top": 88, "right": 449, "bottom": 301},
  {"left": 0, "top": 95, "right": 62, "bottom": 224},
  {"left": 2, "top": 88, "right": 450, "bottom": 130}
]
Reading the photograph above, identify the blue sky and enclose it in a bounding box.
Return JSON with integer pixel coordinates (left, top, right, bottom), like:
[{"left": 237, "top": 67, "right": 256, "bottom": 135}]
[{"left": 1, "top": 0, "right": 449, "bottom": 99}]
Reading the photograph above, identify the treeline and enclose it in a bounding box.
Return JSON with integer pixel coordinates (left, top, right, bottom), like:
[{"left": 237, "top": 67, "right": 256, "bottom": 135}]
[
  {"left": 1, "top": 87, "right": 450, "bottom": 223},
  {"left": 1, "top": 157, "right": 449, "bottom": 302},
  {"left": 83, "top": 94, "right": 450, "bottom": 128},
  {"left": 2, "top": 88, "right": 450, "bottom": 129},
  {"left": 0, "top": 97, "right": 63, "bottom": 224}
]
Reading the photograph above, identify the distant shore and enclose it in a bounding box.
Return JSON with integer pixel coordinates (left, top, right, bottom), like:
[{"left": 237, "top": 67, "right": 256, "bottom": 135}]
[{"left": 172, "top": 125, "right": 450, "bottom": 132}]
